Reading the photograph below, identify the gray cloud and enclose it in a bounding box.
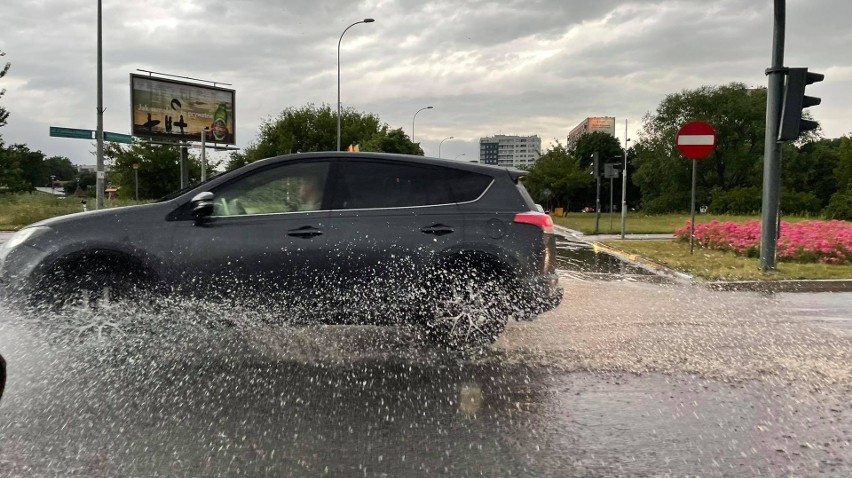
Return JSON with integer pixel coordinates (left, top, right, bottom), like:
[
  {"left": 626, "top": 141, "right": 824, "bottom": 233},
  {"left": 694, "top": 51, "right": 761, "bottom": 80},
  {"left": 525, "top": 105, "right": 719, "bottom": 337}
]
[{"left": 1, "top": 0, "right": 849, "bottom": 164}]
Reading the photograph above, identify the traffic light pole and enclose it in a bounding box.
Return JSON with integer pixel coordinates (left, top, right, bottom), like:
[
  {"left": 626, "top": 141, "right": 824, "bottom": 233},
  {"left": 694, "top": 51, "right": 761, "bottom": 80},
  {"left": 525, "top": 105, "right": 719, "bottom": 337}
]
[
  {"left": 760, "top": 0, "right": 785, "bottom": 271},
  {"left": 594, "top": 176, "right": 601, "bottom": 235}
]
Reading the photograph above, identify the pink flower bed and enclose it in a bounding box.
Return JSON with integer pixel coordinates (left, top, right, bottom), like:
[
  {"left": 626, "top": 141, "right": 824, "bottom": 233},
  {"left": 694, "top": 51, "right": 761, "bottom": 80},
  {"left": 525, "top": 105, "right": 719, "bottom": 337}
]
[{"left": 674, "top": 220, "right": 852, "bottom": 264}]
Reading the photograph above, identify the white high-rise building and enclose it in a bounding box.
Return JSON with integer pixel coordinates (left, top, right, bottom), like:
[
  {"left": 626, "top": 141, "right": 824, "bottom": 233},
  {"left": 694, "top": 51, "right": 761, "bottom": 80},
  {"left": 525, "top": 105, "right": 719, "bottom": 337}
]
[{"left": 478, "top": 135, "right": 541, "bottom": 168}]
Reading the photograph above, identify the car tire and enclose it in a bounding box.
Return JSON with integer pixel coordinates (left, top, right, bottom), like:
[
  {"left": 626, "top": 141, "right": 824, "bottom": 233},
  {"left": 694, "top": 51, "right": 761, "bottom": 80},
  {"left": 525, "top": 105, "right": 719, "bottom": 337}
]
[
  {"left": 34, "top": 256, "right": 154, "bottom": 313},
  {"left": 424, "top": 268, "right": 511, "bottom": 349}
]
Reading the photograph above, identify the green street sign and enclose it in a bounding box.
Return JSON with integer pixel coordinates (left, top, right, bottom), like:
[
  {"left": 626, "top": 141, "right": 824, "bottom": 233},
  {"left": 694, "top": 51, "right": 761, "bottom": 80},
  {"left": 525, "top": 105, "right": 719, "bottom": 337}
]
[
  {"left": 50, "top": 126, "right": 134, "bottom": 144},
  {"left": 49, "top": 126, "right": 93, "bottom": 140},
  {"left": 104, "top": 132, "right": 134, "bottom": 144}
]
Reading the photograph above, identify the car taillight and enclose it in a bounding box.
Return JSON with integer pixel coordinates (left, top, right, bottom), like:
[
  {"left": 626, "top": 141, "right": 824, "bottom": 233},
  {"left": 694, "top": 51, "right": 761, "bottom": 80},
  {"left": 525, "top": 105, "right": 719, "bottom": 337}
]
[{"left": 513, "top": 212, "right": 554, "bottom": 234}]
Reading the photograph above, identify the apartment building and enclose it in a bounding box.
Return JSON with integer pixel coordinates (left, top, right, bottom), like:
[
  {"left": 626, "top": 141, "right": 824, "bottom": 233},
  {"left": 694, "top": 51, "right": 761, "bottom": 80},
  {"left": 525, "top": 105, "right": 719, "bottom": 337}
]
[{"left": 478, "top": 135, "right": 541, "bottom": 167}]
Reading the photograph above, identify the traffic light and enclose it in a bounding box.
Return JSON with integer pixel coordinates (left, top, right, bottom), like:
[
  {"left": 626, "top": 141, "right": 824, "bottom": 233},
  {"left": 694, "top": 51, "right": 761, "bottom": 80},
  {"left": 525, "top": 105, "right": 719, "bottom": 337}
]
[
  {"left": 590, "top": 152, "right": 600, "bottom": 178},
  {"left": 778, "top": 67, "right": 824, "bottom": 142}
]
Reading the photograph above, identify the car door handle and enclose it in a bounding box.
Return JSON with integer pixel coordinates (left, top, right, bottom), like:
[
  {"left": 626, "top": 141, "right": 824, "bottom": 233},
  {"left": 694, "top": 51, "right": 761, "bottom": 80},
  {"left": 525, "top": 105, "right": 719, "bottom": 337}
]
[
  {"left": 287, "top": 226, "right": 323, "bottom": 239},
  {"left": 420, "top": 224, "right": 455, "bottom": 236}
]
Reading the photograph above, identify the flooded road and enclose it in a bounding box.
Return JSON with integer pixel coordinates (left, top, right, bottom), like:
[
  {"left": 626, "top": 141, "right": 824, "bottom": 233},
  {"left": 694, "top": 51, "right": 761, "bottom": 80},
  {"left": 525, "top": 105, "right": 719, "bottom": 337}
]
[{"left": 1, "top": 236, "right": 851, "bottom": 476}]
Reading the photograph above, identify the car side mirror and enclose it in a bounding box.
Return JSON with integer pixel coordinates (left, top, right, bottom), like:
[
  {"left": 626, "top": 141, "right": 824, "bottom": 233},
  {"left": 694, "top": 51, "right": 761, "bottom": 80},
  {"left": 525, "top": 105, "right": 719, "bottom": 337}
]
[{"left": 191, "top": 192, "right": 215, "bottom": 225}]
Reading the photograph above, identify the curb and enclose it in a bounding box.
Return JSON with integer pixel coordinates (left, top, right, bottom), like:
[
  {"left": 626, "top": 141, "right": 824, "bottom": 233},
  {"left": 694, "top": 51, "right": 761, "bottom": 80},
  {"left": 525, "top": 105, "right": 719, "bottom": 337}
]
[
  {"left": 594, "top": 241, "right": 852, "bottom": 293},
  {"left": 551, "top": 227, "right": 852, "bottom": 293}
]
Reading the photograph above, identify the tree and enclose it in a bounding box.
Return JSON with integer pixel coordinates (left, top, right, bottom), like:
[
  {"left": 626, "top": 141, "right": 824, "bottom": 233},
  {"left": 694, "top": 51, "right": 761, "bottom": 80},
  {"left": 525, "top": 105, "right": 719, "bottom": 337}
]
[
  {"left": 228, "top": 103, "right": 421, "bottom": 170},
  {"left": 833, "top": 136, "right": 852, "bottom": 192},
  {"left": 0, "top": 49, "right": 10, "bottom": 144},
  {"left": 781, "top": 138, "right": 840, "bottom": 208},
  {"left": 523, "top": 143, "right": 590, "bottom": 211},
  {"left": 44, "top": 155, "right": 77, "bottom": 181},
  {"left": 0, "top": 146, "right": 29, "bottom": 193},
  {"left": 632, "top": 83, "right": 769, "bottom": 213},
  {"left": 105, "top": 142, "right": 206, "bottom": 199},
  {"left": 361, "top": 127, "right": 423, "bottom": 155}
]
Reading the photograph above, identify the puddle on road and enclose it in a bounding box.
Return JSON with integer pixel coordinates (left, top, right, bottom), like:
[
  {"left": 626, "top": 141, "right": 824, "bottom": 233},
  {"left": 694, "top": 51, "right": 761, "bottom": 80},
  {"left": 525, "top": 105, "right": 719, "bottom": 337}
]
[{"left": 554, "top": 237, "right": 665, "bottom": 283}]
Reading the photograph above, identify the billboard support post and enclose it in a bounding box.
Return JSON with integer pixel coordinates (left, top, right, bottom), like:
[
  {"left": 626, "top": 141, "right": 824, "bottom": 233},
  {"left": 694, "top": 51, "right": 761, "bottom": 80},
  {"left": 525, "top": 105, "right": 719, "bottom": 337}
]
[
  {"left": 180, "top": 144, "right": 189, "bottom": 189},
  {"left": 200, "top": 129, "right": 207, "bottom": 182}
]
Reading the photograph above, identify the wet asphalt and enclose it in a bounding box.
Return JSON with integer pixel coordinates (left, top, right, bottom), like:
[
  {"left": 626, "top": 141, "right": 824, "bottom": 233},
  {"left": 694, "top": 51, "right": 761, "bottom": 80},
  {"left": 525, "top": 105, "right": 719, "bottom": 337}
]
[{"left": 1, "top": 233, "right": 851, "bottom": 476}]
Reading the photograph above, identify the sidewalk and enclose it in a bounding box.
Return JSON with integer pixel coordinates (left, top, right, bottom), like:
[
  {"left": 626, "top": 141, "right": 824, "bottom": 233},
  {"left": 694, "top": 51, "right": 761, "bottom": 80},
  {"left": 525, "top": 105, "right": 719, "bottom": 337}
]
[{"left": 553, "top": 225, "right": 852, "bottom": 293}]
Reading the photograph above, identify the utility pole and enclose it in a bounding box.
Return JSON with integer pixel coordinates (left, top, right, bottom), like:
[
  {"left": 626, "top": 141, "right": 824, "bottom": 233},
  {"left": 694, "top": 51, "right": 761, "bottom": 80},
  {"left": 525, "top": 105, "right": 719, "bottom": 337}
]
[
  {"left": 759, "top": 0, "right": 785, "bottom": 271},
  {"left": 95, "top": 0, "right": 105, "bottom": 210},
  {"left": 593, "top": 152, "right": 601, "bottom": 235}
]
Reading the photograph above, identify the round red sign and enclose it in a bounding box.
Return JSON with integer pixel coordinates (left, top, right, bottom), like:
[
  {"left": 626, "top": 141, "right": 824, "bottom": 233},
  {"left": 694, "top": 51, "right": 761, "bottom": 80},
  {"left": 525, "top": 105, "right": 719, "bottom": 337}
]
[{"left": 676, "top": 122, "right": 716, "bottom": 160}]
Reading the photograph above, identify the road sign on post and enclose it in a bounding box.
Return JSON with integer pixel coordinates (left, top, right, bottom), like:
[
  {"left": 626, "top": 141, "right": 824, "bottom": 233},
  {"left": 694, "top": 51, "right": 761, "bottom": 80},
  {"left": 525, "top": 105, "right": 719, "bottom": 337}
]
[
  {"left": 50, "top": 127, "right": 94, "bottom": 140},
  {"left": 103, "top": 132, "right": 134, "bottom": 144},
  {"left": 676, "top": 121, "right": 717, "bottom": 254},
  {"left": 676, "top": 122, "right": 717, "bottom": 159}
]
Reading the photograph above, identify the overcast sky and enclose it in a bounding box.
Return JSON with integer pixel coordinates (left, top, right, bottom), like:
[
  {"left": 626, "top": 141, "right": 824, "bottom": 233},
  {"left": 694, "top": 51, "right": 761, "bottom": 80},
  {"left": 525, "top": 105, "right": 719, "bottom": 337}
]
[{"left": 1, "top": 0, "right": 850, "bottom": 166}]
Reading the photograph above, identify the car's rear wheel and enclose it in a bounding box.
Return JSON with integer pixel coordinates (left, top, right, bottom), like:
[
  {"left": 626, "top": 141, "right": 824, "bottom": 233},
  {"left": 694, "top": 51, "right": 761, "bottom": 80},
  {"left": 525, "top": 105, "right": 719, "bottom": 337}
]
[{"left": 424, "top": 268, "right": 511, "bottom": 349}]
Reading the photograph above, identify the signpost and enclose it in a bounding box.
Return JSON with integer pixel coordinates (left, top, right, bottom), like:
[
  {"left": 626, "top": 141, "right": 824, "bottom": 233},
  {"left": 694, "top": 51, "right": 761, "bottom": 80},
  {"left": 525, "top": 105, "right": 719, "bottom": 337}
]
[{"left": 676, "top": 121, "right": 717, "bottom": 254}]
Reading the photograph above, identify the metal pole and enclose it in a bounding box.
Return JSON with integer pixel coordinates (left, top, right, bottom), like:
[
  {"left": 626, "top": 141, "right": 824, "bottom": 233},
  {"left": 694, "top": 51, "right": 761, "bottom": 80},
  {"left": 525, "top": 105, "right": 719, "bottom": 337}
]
[
  {"left": 200, "top": 129, "right": 207, "bottom": 181},
  {"left": 412, "top": 106, "right": 432, "bottom": 143},
  {"left": 620, "top": 119, "right": 628, "bottom": 239},
  {"left": 609, "top": 176, "right": 614, "bottom": 233},
  {"left": 760, "top": 0, "right": 786, "bottom": 271},
  {"left": 180, "top": 144, "right": 189, "bottom": 188},
  {"left": 95, "top": 0, "right": 104, "bottom": 210},
  {"left": 690, "top": 160, "right": 697, "bottom": 254},
  {"left": 439, "top": 136, "right": 453, "bottom": 158},
  {"left": 594, "top": 175, "right": 601, "bottom": 235},
  {"left": 337, "top": 20, "right": 373, "bottom": 152}
]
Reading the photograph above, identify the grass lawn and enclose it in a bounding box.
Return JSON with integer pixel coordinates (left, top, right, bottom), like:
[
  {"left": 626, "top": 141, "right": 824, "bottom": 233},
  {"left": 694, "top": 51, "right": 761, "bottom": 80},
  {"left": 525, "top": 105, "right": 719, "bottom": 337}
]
[
  {"left": 553, "top": 212, "right": 817, "bottom": 235},
  {"left": 603, "top": 240, "right": 852, "bottom": 281},
  {"left": 0, "top": 193, "right": 142, "bottom": 230}
]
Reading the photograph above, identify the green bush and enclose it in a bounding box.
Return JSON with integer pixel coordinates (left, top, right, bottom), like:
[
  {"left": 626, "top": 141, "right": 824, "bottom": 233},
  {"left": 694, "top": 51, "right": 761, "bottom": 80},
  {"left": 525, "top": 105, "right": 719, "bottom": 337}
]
[
  {"left": 780, "top": 191, "right": 822, "bottom": 215},
  {"left": 640, "top": 193, "right": 691, "bottom": 215},
  {"left": 824, "top": 189, "right": 852, "bottom": 220},
  {"left": 709, "top": 187, "right": 762, "bottom": 214}
]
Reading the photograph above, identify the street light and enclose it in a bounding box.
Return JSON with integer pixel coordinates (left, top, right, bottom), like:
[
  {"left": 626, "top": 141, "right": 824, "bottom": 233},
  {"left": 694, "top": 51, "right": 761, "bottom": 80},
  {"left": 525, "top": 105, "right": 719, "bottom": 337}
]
[
  {"left": 438, "top": 136, "right": 454, "bottom": 158},
  {"left": 454, "top": 153, "right": 466, "bottom": 160},
  {"left": 411, "top": 106, "right": 432, "bottom": 143},
  {"left": 337, "top": 18, "right": 375, "bottom": 152}
]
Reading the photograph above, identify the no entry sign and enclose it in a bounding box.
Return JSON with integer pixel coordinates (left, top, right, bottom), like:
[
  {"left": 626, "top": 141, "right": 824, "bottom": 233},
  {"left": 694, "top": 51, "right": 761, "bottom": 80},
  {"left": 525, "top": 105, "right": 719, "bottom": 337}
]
[{"left": 676, "top": 122, "right": 716, "bottom": 159}]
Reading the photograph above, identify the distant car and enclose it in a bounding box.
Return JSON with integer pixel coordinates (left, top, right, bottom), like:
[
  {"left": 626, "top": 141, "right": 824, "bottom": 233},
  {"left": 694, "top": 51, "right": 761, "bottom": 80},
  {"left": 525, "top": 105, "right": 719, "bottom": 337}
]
[{"left": 0, "top": 152, "right": 562, "bottom": 347}]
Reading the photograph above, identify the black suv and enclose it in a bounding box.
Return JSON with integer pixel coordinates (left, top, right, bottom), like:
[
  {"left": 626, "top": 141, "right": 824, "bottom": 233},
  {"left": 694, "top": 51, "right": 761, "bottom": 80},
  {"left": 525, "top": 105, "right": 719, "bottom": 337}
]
[{"left": 0, "top": 153, "right": 561, "bottom": 347}]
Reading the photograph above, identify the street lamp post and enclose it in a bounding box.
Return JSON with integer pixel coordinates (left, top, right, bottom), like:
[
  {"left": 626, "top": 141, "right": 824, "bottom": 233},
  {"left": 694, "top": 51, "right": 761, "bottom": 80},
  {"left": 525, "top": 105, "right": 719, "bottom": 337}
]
[
  {"left": 411, "top": 106, "right": 433, "bottom": 143},
  {"left": 438, "top": 136, "right": 454, "bottom": 158},
  {"left": 337, "top": 18, "right": 375, "bottom": 152}
]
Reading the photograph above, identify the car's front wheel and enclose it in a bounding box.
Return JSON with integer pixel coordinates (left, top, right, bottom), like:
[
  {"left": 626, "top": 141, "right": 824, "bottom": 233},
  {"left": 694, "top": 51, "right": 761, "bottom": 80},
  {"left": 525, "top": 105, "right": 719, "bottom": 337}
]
[{"left": 424, "top": 269, "right": 511, "bottom": 349}]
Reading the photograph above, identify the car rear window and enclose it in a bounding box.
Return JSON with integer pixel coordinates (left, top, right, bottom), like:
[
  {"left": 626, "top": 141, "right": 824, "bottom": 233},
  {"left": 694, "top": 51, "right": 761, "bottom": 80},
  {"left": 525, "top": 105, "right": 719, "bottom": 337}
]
[{"left": 448, "top": 169, "right": 493, "bottom": 203}]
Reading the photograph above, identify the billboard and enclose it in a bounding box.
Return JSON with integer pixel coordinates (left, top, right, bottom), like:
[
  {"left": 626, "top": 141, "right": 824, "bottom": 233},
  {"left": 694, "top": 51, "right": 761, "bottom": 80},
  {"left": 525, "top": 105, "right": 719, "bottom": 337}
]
[
  {"left": 130, "top": 74, "right": 236, "bottom": 145},
  {"left": 586, "top": 117, "right": 616, "bottom": 136}
]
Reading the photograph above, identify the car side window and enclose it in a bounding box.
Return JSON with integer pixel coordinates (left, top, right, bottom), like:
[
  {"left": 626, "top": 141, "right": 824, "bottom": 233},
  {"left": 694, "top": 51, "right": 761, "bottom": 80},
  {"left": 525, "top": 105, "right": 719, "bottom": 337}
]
[
  {"left": 333, "top": 162, "right": 455, "bottom": 209},
  {"left": 212, "top": 161, "right": 330, "bottom": 216}
]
